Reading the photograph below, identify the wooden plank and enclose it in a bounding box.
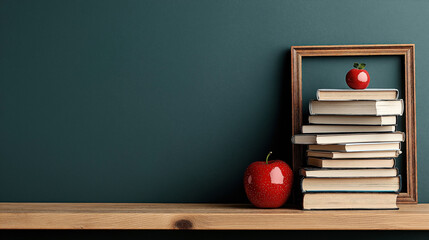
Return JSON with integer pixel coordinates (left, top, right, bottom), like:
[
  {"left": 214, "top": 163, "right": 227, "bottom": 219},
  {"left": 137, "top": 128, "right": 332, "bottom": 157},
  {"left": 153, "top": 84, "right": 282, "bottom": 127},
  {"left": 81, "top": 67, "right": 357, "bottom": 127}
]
[{"left": 0, "top": 203, "right": 429, "bottom": 230}]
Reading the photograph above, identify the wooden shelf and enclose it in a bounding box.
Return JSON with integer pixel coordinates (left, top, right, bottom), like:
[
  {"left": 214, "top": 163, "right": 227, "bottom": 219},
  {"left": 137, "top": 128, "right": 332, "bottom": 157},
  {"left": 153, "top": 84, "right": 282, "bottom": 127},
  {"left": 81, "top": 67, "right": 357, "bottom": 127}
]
[{"left": 1, "top": 203, "right": 429, "bottom": 230}]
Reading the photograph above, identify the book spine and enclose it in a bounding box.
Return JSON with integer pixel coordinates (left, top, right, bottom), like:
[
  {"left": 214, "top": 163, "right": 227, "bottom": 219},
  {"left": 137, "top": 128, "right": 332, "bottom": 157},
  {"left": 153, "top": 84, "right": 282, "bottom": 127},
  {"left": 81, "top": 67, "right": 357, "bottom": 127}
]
[
  {"left": 309, "top": 100, "right": 314, "bottom": 115},
  {"left": 394, "top": 89, "right": 399, "bottom": 100},
  {"left": 380, "top": 116, "right": 398, "bottom": 126},
  {"left": 400, "top": 131, "right": 405, "bottom": 141},
  {"left": 375, "top": 100, "right": 404, "bottom": 116},
  {"left": 316, "top": 90, "right": 321, "bottom": 101}
]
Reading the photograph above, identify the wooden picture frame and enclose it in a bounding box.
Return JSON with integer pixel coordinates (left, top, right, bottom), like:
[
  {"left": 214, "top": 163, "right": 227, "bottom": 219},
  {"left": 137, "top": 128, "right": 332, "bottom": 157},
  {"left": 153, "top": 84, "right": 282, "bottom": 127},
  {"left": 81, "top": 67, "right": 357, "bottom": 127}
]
[{"left": 291, "top": 44, "right": 417, "bottom": 203}]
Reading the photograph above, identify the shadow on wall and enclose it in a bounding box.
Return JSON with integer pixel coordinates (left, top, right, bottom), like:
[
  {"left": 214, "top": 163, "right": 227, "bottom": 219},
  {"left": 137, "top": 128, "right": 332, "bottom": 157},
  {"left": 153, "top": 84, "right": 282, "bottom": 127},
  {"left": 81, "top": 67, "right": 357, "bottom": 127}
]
[{"left": 272, "top": 49, "right": 292, "bottom": 165}]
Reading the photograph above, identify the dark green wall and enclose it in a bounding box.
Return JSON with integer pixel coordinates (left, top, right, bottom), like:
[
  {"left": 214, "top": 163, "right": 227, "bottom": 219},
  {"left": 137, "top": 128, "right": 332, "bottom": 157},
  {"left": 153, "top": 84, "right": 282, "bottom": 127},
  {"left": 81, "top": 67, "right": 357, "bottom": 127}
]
[{"left": 1, "top": 0, "right": 428, "bottom": 237}]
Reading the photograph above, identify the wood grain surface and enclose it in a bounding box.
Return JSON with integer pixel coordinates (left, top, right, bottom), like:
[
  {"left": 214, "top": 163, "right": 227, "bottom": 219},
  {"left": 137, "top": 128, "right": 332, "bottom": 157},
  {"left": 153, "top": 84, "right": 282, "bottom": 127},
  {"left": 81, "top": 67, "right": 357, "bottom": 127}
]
[{"left": 0, "top": 203, "right": 428, "bottom": 230}]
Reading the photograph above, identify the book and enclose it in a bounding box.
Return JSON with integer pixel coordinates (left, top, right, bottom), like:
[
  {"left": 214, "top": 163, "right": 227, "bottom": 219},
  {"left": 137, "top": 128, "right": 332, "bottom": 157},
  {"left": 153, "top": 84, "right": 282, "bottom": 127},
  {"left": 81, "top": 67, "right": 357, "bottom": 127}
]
[
  {"left": 303, "top": 193, "right": 398, "bottom": 210},
  {"left": 307, "top": 150, "right": 401, "bottom": 159},
  {"left": 316, "top": 89, "right": 399, "bottom": 101},
  {"left": 291, "top": 132, "right": 405, "bottom": 144},
  {"left": 308, "top": 142, "right": 400, "bottom": 152},
  {"left": 308, "top": 115, "right": 396, "bottom": 126},
  {"left": 301, "top": 176, "right": 401, "bottom": 192},
  {"left": 307, "top": 157, "right": 395, "bottom": 169},
  {"left": 302, "top": 125, "right": 395, "bottom": 134},
  {"left": 300, "top": 168, "right": 398, "bottom": 178},
  {"left": 309, "top": 100, "right": 403, "bottom": 116}
]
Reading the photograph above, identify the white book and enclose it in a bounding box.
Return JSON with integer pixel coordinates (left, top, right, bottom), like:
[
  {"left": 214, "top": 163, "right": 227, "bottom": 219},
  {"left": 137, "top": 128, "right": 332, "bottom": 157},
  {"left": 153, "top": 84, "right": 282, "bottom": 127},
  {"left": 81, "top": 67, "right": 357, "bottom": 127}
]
[
  {"left": 309, "top": 100, "right": 404, "bottom": 116},
  {"left": 316, "top": 89, "right": 399, "bottom": 101},
  {"left": 308, "top": 115, "right": 397, "bottom": 126},
  {"left": 301, "top": 168, "right": 398, "bottom": 178},
  {"left": 307, "top": 157, "right": 395, "bottom": 169},
  {"left": 291, "top": 132, "right": 405, "bottom": 145},
  {"left": 303, "top": 193, "right": 398, "bottom": 210},
  {"left": 308, "top": 142, "right": 401, "bottom": 152},
  {"left": 306, "top": 150, "right": 401, "bottom": 159},
  {"left": 301, "top": 177, "right": 401, "bottom": 192},
  {"left": 302, "top": 125, "right": 395, "bottom": 134}
]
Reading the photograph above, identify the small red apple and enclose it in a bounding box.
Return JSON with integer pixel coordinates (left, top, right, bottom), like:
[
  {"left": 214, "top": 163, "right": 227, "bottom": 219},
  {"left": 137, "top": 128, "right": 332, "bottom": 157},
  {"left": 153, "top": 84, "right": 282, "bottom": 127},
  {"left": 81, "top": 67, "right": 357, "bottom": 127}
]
[
  {"left": 244, "top": 152, "right": 293, "bottom": 208},
  {"left": 346, "top": 62, "right": 370, "bottom": 89}
]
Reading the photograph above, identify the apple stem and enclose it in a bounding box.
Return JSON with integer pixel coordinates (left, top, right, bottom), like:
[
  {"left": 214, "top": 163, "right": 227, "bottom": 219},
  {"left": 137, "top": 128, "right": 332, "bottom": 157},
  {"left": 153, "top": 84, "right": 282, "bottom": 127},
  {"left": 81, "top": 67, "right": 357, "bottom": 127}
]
[
  {"left": 353, "top": 62, "right": 366, "bottom": 70},
  {"left": 265, "top": 151, "right": 272, "bottom": 164}
]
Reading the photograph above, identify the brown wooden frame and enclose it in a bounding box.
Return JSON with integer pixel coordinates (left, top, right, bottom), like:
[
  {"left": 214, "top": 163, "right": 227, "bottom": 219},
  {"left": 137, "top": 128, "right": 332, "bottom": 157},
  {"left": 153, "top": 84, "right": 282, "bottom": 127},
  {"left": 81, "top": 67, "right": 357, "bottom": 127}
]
[{"left": 291, "top": 44, "right": 417, "bottom": 203}]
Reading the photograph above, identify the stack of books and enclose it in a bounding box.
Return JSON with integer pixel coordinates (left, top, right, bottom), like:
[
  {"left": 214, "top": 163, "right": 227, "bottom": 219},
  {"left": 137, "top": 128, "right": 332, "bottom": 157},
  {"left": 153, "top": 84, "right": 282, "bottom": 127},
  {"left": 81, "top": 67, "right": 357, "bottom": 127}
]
[{"left": 291, "top": 89, "right": 404, "bottom": 210}]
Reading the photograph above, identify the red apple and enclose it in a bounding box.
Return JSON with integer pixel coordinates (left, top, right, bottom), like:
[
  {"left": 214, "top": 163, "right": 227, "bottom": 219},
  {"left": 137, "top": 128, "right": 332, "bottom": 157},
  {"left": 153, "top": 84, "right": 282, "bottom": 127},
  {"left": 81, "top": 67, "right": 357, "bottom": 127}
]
[
  {"left": 244, "top": 152, "right": 293, "bottom": 208},
  {"left": 346, "top": 62, "right": 370, "bottom": 89}
]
